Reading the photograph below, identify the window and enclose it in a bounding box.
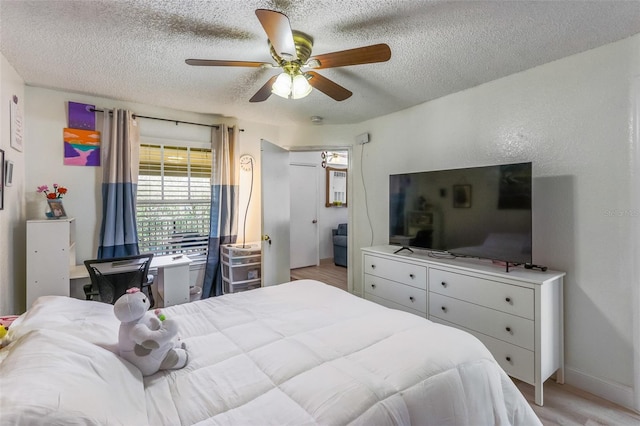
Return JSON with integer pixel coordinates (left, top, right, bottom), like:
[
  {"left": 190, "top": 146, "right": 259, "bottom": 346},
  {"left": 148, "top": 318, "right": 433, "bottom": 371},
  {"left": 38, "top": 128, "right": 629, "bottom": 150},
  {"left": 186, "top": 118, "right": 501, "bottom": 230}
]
[{"left": 137, "top": 143, "right": 211, "bottom": 261}]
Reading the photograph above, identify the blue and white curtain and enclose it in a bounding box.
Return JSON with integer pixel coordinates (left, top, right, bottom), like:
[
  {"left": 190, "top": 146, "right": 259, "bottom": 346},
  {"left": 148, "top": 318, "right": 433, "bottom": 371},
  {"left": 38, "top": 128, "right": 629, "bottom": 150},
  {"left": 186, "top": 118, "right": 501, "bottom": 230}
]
[
  {"left": 97, "top": 109, "right": 140, "bottom": 258},
  {"left": 202, "top": 125, "right": 239, "bottom": 298}
]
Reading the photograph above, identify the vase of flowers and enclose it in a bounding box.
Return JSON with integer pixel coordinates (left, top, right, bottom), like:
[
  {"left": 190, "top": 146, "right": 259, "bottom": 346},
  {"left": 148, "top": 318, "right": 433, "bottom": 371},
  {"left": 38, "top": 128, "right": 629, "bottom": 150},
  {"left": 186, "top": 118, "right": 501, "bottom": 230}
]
[{"left": 37, "top": 184, "right": 68, "bottom": 219}]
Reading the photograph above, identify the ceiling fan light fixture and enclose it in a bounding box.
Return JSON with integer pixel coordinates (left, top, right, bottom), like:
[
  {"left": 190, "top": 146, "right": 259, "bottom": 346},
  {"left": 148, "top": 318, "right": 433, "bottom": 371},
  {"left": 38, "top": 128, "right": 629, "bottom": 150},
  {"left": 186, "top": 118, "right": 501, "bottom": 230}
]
[
  {"left": 291, "top": 74, "right": 312, "bottom": 99},
  {"left": 272, "top": 72, "right": 293, "bottom": 98}
]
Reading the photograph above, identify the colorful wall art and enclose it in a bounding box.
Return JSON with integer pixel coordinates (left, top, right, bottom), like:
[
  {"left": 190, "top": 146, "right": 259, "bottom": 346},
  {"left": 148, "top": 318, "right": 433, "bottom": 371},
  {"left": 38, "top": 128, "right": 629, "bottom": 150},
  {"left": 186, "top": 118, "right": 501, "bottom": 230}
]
[
  {"left": 63, "top": 128, "right": 100, "bottom": 166},
  {"left": 68, "top": 101, "right": 96, "bottom": 130}
]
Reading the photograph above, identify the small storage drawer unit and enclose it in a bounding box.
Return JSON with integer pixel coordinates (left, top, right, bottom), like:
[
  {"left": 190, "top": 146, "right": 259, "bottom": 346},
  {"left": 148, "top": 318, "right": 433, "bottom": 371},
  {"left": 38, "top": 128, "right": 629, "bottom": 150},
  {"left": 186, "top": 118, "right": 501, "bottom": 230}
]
[
  {"left": 361, "top": 246, "right": 565, "bottom": 406},
  {"left": 363, "top": 253, "right": 427, "bottom": 316},
  {"left": 221, "top": 243, "right": 262, "bottom": 293}
]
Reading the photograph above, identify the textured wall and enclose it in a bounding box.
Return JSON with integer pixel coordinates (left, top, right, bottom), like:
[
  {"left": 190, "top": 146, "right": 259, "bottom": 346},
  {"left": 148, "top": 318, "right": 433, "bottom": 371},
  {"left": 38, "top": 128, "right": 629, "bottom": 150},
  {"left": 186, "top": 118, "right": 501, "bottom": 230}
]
[
  {"left": 0, "top": 54, "right": 26, "bottom": 315},
  {"left": 279, "top": 34, "right": 640, "bottom": 409}
]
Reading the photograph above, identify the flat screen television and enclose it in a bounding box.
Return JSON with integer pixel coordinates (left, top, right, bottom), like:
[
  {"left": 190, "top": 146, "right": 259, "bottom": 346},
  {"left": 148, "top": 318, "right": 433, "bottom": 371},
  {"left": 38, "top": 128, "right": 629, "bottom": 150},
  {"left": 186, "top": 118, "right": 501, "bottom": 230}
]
[{"left": 389, "top": 162, "right": 532, "bottom": 265}]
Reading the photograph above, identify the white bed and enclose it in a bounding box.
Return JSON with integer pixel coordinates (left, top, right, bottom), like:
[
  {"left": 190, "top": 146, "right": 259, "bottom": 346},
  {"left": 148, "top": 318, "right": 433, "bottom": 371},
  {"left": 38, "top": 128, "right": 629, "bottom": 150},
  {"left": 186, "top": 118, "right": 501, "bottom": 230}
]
[{"left": 0, "top": 280, "right": 540, "bottom": 425}]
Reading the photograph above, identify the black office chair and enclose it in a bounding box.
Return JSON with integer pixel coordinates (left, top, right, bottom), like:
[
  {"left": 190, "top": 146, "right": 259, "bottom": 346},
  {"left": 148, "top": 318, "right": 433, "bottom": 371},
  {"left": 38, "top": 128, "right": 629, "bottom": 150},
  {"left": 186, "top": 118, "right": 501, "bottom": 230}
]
[{"left": 83, "top": 253, "right": 155, "bottom": 308}]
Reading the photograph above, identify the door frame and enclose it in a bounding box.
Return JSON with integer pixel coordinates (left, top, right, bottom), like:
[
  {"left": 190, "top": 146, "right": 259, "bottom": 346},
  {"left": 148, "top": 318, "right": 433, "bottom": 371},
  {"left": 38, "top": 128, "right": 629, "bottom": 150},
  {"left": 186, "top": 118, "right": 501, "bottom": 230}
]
[{"left": 288, "top": 146, "right": 353, "bottom": 294}]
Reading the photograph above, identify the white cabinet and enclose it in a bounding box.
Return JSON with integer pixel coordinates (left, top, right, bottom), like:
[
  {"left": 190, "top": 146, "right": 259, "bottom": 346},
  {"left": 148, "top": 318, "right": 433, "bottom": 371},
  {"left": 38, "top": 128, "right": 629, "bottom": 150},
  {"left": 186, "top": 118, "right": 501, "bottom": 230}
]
[
  {"left": 361, "top": 246, "right": 565, "bottom": 406},
  {"left": 221, "top": 243, "right": 262, "bottom": 293},
  {"left": 26, "top": 218, "right": 76, "bottom": 309},
  {"left": 153, "top": 255, "right": 193, "bottom": 307}
]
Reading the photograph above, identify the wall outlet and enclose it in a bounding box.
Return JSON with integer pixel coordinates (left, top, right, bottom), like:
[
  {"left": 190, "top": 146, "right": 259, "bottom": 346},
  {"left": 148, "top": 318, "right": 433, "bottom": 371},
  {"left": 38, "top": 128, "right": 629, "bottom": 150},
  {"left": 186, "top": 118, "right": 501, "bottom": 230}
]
[{"left": 356, "top": 132, "right": 370, "bottom": 144}]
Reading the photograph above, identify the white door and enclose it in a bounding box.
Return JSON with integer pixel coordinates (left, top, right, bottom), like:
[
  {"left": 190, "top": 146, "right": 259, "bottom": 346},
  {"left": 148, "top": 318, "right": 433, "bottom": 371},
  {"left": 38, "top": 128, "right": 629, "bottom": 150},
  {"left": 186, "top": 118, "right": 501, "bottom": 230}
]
[
  {"left": 290, "top": 163, "right": 318, "bottom": 268},
  {"left": 261, "top": 140, "right": 291, "bottom": 286}
]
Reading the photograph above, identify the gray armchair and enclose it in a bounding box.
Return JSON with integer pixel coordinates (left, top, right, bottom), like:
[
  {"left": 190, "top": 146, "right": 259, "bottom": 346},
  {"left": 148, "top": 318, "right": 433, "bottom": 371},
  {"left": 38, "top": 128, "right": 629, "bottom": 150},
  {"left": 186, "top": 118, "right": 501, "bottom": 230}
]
[{"left": 332, "top": 223, "right": 347, "bottom": 267}]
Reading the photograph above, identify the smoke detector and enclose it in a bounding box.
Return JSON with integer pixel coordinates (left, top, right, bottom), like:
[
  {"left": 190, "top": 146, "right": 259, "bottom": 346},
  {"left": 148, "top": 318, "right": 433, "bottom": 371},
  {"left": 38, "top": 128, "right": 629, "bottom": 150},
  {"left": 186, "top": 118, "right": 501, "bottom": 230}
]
[{"left": 310, "top": 116, "right": 323, "bottom": 124}]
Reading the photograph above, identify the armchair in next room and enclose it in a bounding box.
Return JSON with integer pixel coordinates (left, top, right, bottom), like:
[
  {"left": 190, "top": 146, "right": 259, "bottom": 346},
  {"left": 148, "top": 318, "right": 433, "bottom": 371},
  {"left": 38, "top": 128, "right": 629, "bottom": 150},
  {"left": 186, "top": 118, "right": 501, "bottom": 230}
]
[{"left": 332, "top": 223, "right": 347, "bottom": 267}]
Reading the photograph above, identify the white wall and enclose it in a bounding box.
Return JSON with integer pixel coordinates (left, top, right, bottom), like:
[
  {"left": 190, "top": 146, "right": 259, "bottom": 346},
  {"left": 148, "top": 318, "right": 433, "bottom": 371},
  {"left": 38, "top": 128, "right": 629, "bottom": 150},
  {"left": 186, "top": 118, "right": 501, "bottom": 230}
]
[
  {"left": 7, "top": 86, "right": 278, "bottom": 313},
  {"left": 0, "top": 53, "right": 26, "bottom": 314},
  {"left": 289, "top": 150, "right": 348, "bottom": 260},
  {"left": 282, "top": 35, "right": 640, "bottom": 409},
  {"left": 5, "top": 33, "right": 639, "bottom": 410},
  {"left": 24, "top": 87, "right": 229, "bottom": 263}
]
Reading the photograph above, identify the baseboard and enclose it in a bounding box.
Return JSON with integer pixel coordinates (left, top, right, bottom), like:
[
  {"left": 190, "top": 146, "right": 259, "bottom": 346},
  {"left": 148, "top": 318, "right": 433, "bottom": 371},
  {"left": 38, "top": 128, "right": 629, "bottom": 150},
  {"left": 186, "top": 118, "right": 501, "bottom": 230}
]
[{"left": 565, "top": 366, "right": 636, "bottom": 412}]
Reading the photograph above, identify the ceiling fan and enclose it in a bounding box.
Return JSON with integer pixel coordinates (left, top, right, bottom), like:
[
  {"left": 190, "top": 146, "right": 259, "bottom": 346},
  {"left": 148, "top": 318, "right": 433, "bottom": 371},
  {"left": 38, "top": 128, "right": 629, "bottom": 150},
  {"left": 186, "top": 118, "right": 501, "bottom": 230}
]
[{"left": 185, "top": 9, "right": 391, "bottom": 102}]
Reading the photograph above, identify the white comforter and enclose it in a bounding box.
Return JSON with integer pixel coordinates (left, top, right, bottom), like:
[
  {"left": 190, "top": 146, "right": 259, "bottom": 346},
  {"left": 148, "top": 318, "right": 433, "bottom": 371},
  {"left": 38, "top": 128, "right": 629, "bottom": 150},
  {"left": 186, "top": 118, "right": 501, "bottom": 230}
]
[
  {"left": 145, "top": 280, "right": 540, "bottom": 425},
  {"left": 1, "top": 279, "right": 540, "bottom": 425}
]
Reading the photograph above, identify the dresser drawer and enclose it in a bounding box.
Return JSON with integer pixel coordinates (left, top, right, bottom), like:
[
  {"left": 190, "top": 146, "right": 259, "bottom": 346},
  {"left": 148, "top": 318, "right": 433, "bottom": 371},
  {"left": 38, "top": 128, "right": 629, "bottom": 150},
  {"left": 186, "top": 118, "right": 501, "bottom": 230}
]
[
  {"left": 364, "top": 255, "right": 426, "bottom": 289},
  {"left": 430, "top": 317, "right": 534, "bottom": 383},
  {"left": 364, "top": 274, "right": 427, "bottom": 313},
  {"left": 429, "top": 268, "right": 534, "bottom": 319},
  {"left": 364, "top": 293, "right": 425, "bottom": 317},
  {"left": 429, "top": 293, "right": 534, "bottom": 350}
]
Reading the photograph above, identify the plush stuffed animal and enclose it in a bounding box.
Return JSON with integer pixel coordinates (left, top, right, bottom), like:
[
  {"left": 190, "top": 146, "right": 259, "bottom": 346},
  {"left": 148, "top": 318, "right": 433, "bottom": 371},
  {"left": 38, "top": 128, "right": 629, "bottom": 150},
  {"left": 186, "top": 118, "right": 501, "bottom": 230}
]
[{"left": 113, "top": 288, "right": 188, "bottom": 376}]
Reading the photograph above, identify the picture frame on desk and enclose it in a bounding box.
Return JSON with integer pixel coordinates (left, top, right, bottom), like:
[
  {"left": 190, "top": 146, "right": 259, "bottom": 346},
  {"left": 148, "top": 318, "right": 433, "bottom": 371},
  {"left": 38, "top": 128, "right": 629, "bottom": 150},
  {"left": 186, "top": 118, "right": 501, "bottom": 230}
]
[{"left": 47, "top": 199, "right": 67, "bottom": 218}]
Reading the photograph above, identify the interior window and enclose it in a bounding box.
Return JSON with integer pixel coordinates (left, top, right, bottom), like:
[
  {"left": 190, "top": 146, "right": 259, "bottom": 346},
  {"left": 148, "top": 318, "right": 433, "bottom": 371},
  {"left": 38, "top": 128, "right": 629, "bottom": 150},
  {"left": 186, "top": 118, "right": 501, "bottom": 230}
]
[{"left": 137, "top": 143, "right": 211, "bottom": 261}]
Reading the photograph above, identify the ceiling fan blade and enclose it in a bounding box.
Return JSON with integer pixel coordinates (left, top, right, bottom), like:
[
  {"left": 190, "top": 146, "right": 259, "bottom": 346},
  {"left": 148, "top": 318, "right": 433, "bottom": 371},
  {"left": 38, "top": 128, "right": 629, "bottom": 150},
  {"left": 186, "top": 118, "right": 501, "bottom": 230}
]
[
  {"left": 306, "top": 72, "right": 352, "bottom": 101},
  {"left": 255, "top": 9, "right": 298, "bottom": 61},
  {"left": 309, "top": 43, "right": 391, "bottom": 69},
  {"left": 249, "top": 75, "right": 279, "bottom": 103},
  {"left": 186, "top": 59, "right": 270, "bottom": 67}
]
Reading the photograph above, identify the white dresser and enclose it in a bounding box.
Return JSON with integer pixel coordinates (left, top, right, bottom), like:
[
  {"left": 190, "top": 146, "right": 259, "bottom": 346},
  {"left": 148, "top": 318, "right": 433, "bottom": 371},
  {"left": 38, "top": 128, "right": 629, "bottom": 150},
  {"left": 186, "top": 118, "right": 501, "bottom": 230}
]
[{"left": 362, "top": 245, "right": 565, "bottom": 406}]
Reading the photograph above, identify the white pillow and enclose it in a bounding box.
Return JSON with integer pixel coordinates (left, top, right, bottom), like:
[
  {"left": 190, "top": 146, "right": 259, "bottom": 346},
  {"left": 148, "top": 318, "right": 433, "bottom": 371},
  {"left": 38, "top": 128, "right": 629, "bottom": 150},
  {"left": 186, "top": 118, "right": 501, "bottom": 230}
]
[
  {"left": 8, "top": 295, "right": 120, "bottom": 352},
  {"left": 0, "top": 329, "right": 148, "bottom": 425}
]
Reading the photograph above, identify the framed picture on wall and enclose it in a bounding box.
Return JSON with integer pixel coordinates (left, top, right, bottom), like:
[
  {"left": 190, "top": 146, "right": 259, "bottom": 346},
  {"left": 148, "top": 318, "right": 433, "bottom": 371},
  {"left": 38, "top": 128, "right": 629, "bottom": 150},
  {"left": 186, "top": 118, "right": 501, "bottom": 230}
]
[
  {"left": 4, "top": 160, "right": 13, "bottom": 187},
  {"left": 10, "top": 95, "right": 23, "bottom": 152},
  {"left": 0, "top": 149, "right": 4, "bottom": 210},
  {"left": 453, "top": 184, "right": 472, "bottom": 208}
]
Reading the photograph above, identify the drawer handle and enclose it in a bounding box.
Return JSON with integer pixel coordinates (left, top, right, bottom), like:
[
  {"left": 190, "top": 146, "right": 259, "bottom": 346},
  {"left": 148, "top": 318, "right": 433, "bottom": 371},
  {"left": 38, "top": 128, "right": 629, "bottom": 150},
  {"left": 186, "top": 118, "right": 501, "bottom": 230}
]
[
  {"left": 409, "top": 273, "right": 415, "bottom": 279},
  {"left": 506, "top": 356, "right": 512, "bottom": 363},
  {"left": 371, "top": 264, "right": 376, "bottom": 269},
  {"left": 441, "top": 281, "right": 447, "bottom": 287},
  {"left": 505, "top": 326, "right": 512, "bottom": 334},
  {"left": 371, "top": 284, "right": 376, "bottom": 289},
  {"left": 505, "top": 297, "right": 512, "bottom": 304},
  {"left": 441, "top": 306, "right": 447, "bottom": 312},
  {"left": 409, "top": 296, "right": 414, "bottom": 302}
]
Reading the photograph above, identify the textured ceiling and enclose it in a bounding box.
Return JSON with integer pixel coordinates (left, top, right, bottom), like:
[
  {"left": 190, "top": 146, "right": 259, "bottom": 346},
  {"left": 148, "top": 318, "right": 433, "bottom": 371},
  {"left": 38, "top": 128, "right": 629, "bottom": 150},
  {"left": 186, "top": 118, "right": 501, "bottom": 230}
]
[{"left": 1, "top": 1, "right": 640, "bottom": 126}]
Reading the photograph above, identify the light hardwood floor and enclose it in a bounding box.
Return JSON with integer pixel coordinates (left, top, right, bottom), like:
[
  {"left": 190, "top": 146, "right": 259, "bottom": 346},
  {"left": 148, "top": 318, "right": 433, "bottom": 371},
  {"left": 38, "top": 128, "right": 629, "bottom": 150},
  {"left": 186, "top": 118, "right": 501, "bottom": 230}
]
[
  {"left": 290, "top": 258, "right": 348, "bottom": 291},
  {"left": 515, "top": 379, "right": 640, "bottom": 425},
  {"left": 290, "top": 259, "right": 640, "bottom": 425}
]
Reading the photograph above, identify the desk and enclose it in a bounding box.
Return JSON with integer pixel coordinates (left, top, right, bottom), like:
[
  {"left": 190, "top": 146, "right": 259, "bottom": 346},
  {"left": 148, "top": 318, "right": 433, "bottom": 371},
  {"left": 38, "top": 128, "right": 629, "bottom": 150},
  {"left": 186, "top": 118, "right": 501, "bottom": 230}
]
[{"left": 71, "top": 255, "right": 193, "bottom": 307}]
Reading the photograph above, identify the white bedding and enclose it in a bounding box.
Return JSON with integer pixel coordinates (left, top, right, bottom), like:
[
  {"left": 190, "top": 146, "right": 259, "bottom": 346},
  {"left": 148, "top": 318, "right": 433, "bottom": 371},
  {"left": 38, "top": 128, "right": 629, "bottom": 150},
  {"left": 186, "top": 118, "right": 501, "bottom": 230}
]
[{"left": 0, "top": 280, "right": 540, "bottom": 425}]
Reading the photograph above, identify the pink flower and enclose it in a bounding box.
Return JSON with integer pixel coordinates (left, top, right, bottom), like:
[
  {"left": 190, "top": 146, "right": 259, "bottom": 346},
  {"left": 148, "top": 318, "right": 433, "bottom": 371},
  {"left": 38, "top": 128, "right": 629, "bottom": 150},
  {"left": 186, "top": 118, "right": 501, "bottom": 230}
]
[{"left": 37, "top": 184, "right": 68, "bottom": 198}]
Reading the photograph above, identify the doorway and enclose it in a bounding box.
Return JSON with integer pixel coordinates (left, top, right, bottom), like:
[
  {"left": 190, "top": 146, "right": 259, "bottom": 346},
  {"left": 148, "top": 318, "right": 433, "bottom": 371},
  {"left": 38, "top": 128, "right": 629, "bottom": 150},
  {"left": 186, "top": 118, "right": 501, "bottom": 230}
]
[{"left": 289, "top": 149, "right": 350, "bottom": 291}]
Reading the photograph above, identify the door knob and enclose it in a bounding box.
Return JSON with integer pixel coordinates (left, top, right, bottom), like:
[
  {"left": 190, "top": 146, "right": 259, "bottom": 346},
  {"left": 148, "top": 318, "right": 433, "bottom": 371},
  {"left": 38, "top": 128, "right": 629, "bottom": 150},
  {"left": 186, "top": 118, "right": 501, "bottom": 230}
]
[
  {"left": 312, "top": 219, "right": 317, "bottom": 224},
  {"left": 262, "top": 235, "right": 272, "bottom": 245}
]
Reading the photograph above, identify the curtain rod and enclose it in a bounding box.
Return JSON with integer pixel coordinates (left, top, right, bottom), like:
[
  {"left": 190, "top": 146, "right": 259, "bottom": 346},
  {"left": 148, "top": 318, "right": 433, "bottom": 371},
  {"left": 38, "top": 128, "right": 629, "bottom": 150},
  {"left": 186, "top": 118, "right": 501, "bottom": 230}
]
[{"left": 89, "top": 108, "right": 244, "bottom": 132}]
